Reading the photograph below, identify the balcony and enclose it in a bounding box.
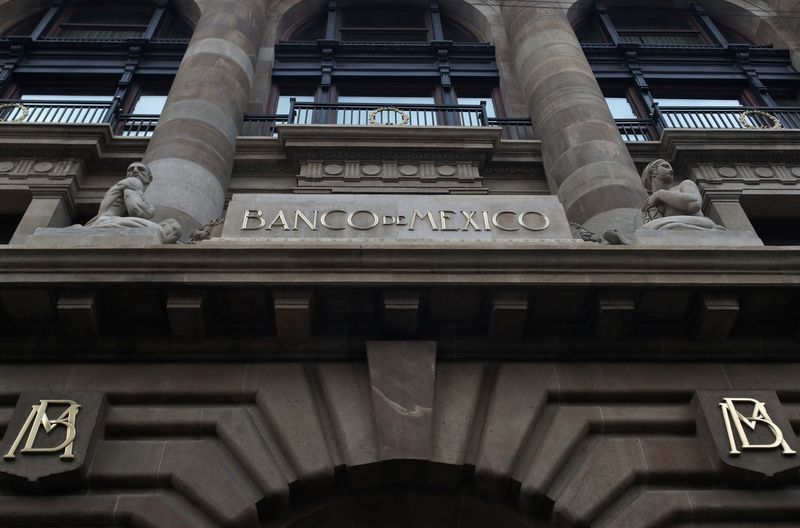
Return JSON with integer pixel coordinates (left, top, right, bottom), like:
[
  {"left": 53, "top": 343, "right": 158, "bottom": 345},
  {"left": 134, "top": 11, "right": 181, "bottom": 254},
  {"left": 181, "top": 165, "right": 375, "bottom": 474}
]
[
  {"left": 3, "top": 99, "right": 798, "bottom": 144},
  {"left": 241, "top": 101, "right": 536, "bottom": 140},
  {"left": 0, "top": 98, "right": 158, "bottom": 137},
  {"left": 614, "top": 106, "right": 800, "bottom": 141}
]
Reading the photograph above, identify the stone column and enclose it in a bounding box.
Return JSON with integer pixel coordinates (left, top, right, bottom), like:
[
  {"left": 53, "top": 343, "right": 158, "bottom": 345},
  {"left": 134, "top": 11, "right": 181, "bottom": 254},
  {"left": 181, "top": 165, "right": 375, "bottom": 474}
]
[
  {"left": 143, "top": 0, "right": 268, "bottom": 235},
  {"left": 502, "top": 5, "right": 646, "bottom": 233}
]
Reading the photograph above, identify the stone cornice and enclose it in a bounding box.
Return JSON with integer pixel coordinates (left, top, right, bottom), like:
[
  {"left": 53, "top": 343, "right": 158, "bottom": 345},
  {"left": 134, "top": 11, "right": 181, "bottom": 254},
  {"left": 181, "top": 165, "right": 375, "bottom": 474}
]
[{"left": 1, "top": 244, "right": 799, "bottom": 287}]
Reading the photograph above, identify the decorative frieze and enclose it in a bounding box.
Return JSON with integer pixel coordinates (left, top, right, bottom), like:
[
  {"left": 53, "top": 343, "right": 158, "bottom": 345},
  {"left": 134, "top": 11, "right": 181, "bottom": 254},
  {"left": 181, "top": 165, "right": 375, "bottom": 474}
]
[
  {"left": 0, "top": 158, "right": 81, "bottom": 181},
  {"left": 691, "top": 163, "right": 800, "bottom": 186},
  {"left": 297, "top": 160, "right": 483, "bottom": 190}
]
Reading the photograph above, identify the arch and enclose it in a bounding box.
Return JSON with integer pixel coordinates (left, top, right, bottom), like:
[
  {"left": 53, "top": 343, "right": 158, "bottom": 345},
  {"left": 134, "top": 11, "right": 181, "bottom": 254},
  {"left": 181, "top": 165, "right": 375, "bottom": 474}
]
[
  {"left": 565, "top": 0, "right": 800, "bottom": 51},
  {"left": 0, "top": 0, "right": 50, "bottom": 35},
  {"left": 269, "top": 0, "right": 498, "bottom": 43},
  {"left": 0, "top": 0, "right": 202, "bottom": 37}
]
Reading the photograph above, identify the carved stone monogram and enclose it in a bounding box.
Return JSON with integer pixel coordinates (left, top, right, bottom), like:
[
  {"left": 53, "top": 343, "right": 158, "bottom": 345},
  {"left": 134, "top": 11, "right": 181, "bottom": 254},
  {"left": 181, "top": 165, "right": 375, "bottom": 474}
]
[
  {"left": 3, "top": 399, "right": 81, "bottom": 461},
  {"left": 719, "top": 398, "right": 796, "bottom": 456},
  {"left": 694, "top": 391, "right": 800, "bottom": 479},
  {"left": 0, "top": 392, "right": 106, "bottom": 491}
]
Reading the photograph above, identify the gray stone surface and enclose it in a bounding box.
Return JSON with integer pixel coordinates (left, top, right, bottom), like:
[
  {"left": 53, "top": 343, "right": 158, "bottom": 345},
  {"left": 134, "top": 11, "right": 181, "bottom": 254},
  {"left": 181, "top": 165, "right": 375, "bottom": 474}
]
[
  {"left": 26, "top": 226, "right": 165, "bottom": 247},
  {"left": 223, "top": 194, "right": 573, "bottom": 242},
  {"left": 10, "top": 197, "right": 71, "bottom": 245},
  {"left": 367, "top": 341, "right": 436, "bottom": 461},
  {"left": 143, "top": 0, "right": 268, "bottom": 234},
  {"left": 631, "top": 229, "right": 763, "bottom": 247},
  {"left": 501, "top": 5, "right": 646, "bottom": 232}
]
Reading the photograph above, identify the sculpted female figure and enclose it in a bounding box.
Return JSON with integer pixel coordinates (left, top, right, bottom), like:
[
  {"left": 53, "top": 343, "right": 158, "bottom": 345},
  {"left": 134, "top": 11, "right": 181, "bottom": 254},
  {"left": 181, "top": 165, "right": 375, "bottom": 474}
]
[{"left": 639, "top": 159, "right": 724, "bottom": 231}]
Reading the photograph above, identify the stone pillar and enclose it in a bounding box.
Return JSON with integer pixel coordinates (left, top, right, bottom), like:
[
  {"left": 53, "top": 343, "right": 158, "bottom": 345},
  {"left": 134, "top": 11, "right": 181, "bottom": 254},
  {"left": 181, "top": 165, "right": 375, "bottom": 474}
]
[
  {"left": 502, "top": 5, "right": 646, "bottom": 233},
  {"left": 10, "top": 194, "right": 72, "bottom": 245},
  {"left": 143, "top": 0, "right": 267, "bottom": 235}
]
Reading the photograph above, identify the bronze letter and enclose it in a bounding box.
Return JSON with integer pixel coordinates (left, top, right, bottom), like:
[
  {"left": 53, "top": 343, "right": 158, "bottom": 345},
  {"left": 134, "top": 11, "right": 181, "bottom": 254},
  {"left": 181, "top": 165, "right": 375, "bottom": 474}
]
[
  {"left": 267, "top": 211, "right": 290, "bottom": 231},
  {"left": 518, "top": 211, "right": 550, "bottom": 231},
  {"left": 439, "top": 211, "right": 458, "bottom": 231},
  {"left": 460, "top": 211, "right": 482, "bottom": 231},
  {"left": 241, "top": 209, "right": 265, "bottom": 230},
  {"left": 320, "top": 209, "right": 347, "bottom": 230},
  {"left": 347, "top": 210, "right": 380, "bottom": 230},
  {"left": 492, "top": 211, "right": 519, "bottom": 232},
  {"left": 409, "top": 210, "right": 438, "bottom": 231},
  {"left": 293, "top": 210, "right": 319, "bottom": 231}
]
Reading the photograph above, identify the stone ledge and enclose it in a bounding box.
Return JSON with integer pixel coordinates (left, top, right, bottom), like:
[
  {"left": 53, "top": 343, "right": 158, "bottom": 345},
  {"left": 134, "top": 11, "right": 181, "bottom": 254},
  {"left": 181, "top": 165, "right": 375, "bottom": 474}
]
[{"left": 25, "top": 227, "right": 164, "bottom": 248}]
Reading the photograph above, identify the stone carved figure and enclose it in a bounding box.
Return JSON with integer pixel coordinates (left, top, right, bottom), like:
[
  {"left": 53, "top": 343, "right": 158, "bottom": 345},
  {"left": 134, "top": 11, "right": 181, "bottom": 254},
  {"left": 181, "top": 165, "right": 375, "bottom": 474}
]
[
  {"left": 638, "top": 159, "right": 724, "bottom": 231},
  {"left": 85, "top": 162, "right": 181, "bottom": 244}
]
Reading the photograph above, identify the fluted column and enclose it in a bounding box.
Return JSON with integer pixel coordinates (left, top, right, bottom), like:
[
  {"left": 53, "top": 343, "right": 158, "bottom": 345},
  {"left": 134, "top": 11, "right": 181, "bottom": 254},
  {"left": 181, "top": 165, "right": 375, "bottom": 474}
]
[
  {"left": 143, "top": 0, "right": 267, "bottom": 236},
  {"left": 502, "top": 4, "right": 646, "bottom": 233}
]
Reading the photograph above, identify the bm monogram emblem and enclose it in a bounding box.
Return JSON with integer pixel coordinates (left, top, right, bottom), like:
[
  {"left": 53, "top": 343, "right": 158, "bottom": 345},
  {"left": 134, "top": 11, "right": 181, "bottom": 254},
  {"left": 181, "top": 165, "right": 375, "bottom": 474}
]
[
  {"left": 719, "top": 398, "right": 796, "bottom": 456},
  {"left": 2, "top": 400, "right": 81, "bottom": 461}
]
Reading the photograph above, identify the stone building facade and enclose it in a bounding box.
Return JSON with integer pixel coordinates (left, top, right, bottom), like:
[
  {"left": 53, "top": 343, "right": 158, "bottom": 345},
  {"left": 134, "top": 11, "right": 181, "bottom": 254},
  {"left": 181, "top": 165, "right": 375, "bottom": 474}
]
[{"left": 1, "top": 0, "right": 800, "bottom": 526}]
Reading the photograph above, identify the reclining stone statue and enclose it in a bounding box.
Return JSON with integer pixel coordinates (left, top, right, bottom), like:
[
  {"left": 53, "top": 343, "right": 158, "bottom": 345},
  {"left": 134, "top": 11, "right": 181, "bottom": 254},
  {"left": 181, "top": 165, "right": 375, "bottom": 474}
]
[
  {"left": 84, "top": 162, "right": 181, "bottom": 244},
  {"left": 638, "top": 159, "right": 725, "bottom": 231},
  {"left": 604, "top": 159, "right": 724, "bottom": 245}
]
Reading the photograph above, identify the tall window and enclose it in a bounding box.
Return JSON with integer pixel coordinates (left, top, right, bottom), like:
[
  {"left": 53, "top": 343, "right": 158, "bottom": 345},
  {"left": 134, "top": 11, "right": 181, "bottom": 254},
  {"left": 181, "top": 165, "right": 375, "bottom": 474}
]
[
  {"left": 272, "top": 1, "right": 501, "bottom": 126},
  {"left": 0, "top": 0, "right": 191, "bottom": 135},
  {"left": 578, "top": 3, "right": 800, "bottom": 138}
]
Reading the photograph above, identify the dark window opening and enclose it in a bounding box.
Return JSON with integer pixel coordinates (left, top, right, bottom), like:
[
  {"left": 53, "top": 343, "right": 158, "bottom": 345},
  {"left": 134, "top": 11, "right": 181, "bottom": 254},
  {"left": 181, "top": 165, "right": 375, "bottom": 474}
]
[
  {"left": 609, "top": 9, "right": 710, "bottom": 46},
  {"left": 575, "top": 17, "right": 608, "bottom": 44},
  {"left": 0, "top": 215, "right": 22, "bottom": 244},
  {"left": 4, "top": 12, "right": 45, "bottom": 36},
  {"left": 340, "top": 6, "right": 429, "bottom": 41},
  {"left": 51, "top": 1, "right": 155, "bottom": 39},
  {"left": 288, "top": 17, "right": 325, "bottom": 40},
  {"left": 749, "top": 218, "right": 800, "bottom": 246},
  {"left": 441, "top": 19, "right": 479, "bottom": 42}
]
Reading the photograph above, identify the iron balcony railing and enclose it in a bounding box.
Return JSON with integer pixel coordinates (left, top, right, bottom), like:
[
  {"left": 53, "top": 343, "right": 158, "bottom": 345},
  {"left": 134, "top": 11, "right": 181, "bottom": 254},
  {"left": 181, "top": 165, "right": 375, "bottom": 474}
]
[
  {"left": 0, "top": 98, "right": 115, "bottom": 125},
  {"left": 241, "top": 99, "right": 537, "bottom": 139},
  {"left": 2, "top": 99, "right": 798, "bottom": 143},
  {"left": 654, "top": 105, "right": 800, "bottom": 131},
  {"left": 117, "top": 114, "right": 159, "bottom": 137}
]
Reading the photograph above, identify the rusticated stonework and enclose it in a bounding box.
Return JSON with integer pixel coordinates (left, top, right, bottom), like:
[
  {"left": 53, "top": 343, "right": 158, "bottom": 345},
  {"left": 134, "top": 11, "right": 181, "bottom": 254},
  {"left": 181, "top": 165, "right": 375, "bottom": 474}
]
[{"left": 1, "top": 353, "right": 800, "bottom": 527}]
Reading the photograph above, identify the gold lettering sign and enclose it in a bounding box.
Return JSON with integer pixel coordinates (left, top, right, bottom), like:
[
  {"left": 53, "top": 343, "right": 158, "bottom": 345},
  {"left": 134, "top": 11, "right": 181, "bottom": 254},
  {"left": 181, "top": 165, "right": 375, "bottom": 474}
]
[
  {"left": 3, "top": 400, "right": 81, "bottom": 461},
  {"left": 242, "top": 209, "right": 551, "bottom": 233},
  {"left": 719, "top": 398, "right": 796, "bottom": 456}
]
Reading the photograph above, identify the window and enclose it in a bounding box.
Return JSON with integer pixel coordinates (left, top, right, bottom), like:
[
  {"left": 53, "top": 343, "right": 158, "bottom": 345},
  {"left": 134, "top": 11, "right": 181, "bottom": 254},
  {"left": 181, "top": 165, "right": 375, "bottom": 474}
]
[
  {"left": 284, "top": 1, "right": 481, "bottom": 43},
  {"left": 51, "top": 2, "right": 154, "bottom": 39},
  {"left": 0, "top": 1, "right": 190, "bottom": 135},
  {"left": 266, "top": 1, "right": 514, "bottom": 135},
  {"left": 606, "top": 97, "right": 637, "bottom": 119},
  {"left": 131, "top": 95, "right": 168, "bottom": 115},
  {"left": 612, "top": 10, "right": 709, "bottom": 46},
  {"left": 340, "top": 6, "right": 429, "bottom": 41},
  {"left": 578, "top": 3, "right": 800, "bottom": 139}
]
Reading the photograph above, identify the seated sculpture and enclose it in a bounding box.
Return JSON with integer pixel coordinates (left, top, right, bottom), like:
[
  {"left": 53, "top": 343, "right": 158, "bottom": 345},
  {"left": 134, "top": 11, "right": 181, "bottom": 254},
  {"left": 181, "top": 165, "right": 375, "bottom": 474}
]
[
  {"left": 85, "top": 162, "right": 181, "bottom": 244},
  {"left": 638, "top": 159, "right": 724, "bottom": 231}
]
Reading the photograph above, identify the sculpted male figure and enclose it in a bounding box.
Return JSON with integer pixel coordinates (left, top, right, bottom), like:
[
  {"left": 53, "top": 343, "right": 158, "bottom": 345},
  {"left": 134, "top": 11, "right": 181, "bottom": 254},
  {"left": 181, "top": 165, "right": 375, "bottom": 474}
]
[{"left": 85, "top": 162, "right": 182, "bottom": 244}]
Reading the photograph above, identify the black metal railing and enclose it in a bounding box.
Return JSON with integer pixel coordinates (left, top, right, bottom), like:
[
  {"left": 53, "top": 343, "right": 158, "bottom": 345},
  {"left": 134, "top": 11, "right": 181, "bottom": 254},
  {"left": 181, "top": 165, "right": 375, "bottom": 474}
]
[
  {"left": 616, "top": 119, "right": 656, "bottom": 141},
  {"left": 489, "top": 117, "right": 536, "bottom": 140},
  {"left": 614, "top": 106, "right": 800, "bottom": 141},
  {"left": 241, "top": 100, "right": 536, "bottom": 139},
  {"left": 286, "top": 101, "right": 490, "bottom": 127},
  {"left": 241, "top": 114, "right": 289, "bottom": 136},
  {"left": 0, "top": 98, "right": 114, "bottom": 125},
  {"left": 4, "top": 98, "right": 797, "bottom": 144},
  {"left": 655, "top": 105, "right": 799, "bottom": 131},
  {"left": 116, "top": 114, "right": 159, "bottom": 137}
]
